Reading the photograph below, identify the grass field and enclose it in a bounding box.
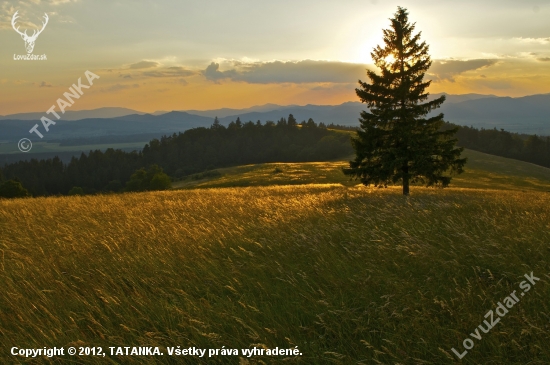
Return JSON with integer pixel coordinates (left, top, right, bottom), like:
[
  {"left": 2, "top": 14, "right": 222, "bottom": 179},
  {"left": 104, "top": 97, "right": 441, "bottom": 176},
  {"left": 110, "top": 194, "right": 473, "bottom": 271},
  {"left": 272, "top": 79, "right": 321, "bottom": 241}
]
[
  {"left": 173, "top": 149, "right": 550, "bottom": 192},
  {"left": 1, "top": 152, "right": 549, "bottom": 364}
]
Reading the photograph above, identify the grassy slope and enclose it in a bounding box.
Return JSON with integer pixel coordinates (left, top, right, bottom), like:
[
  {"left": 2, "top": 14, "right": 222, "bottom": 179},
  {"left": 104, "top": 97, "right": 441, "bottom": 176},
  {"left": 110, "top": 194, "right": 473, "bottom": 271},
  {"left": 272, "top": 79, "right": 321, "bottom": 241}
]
[
  {"left": 173, "top": 149, "right": 550, "bottom": 192},
  {"left": 1, "top": 151, "right": 550, "bottom": 364}
]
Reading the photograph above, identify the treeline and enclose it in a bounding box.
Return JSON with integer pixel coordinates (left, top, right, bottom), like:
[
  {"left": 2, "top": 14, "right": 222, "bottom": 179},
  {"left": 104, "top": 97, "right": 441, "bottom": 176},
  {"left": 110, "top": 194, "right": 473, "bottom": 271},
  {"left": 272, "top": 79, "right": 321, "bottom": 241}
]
[
  {"left": 2, "top": 116, "right": 549, "bottom": 198},
  {"left": 444, "top": 123, "right": 550, "bottom": 168},
  {"left": 0, "top": 116, "right": 352, "bottom": 197},
  {"left": 143, "top": 116, "right": 350, "bottom": 178}
]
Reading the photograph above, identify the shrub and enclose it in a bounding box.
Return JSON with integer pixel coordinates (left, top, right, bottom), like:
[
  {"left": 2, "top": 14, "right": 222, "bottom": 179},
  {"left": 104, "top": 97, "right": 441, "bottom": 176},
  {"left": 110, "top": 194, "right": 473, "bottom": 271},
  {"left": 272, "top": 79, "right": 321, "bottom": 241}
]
[
  {"left": 68, "top": 187, "right": 85, "bottom": 196},
  {"left": 0, "top": 180, "right": 30, "bottom": 199}
]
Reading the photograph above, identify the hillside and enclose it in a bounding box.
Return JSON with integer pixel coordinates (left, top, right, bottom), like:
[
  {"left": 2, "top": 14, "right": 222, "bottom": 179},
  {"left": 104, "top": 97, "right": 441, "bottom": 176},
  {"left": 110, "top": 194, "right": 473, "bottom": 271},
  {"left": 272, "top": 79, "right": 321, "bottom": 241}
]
[
  {"left": 1, "top": 188, "right": 548, "bottom": 364},
  {"left": 0, "top": 107, "right": 145, "bottom": 121},
  {"left": 173, "top": 149, "right": 550, "bottom": 192},
  {"left": 1, "top": 151, "right": 549, "bottom": 364}
]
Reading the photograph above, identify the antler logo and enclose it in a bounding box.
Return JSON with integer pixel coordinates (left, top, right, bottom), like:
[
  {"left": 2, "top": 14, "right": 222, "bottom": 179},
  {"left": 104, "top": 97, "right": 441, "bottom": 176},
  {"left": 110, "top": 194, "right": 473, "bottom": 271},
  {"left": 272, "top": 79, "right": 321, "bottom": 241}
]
[{"left": 12, "top": 11, "right": 49, "bottom": 54}]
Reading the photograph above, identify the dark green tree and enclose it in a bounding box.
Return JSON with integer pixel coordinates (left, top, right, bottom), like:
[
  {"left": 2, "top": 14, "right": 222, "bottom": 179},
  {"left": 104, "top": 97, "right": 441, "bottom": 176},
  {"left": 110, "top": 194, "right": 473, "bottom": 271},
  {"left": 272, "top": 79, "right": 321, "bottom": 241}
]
[
  {"left": 288, "top": 114, "right": 297, "bottom": 127},
  {"left": 344, "top": 7, "right": 466, "bottom": 195},
  {"left": 68, "top": 186, "right": 85, "bottom": 196},
  {"left": 212, "top": 116, "right": 224, "bottom": 130},
  {"left": 125, "top": 168, "right": 148, "bottom": 192},
  {"left": 149, "top": 173, "right": 172, "bottom": 191},
  {"left": 125, "top": 165, "right": 171, "bottom": 192},
  {"left": 0, "top": 179, "right": 30, "bottom": 199},
  {"left": 305, "top": 118, "right": 316, "bottom": 128}
]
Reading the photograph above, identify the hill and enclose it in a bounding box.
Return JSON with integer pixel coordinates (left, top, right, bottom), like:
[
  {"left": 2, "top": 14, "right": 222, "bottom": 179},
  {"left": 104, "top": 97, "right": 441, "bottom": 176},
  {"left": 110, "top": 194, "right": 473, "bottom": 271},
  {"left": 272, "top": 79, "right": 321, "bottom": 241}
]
[
  {"left": 173, "top": 149, "right": 550, "bottom": 192},
  {"left": 0, "top": 112, "right": 213, "bottom": 146},
  {"left": 2, "top": 93, "right": 549, "bottom": 152},
  {"left": 439, "top": 93, "right": 550, "bottom": 134},
  {"left": 1, "top": 179, "right": 548, "bottom": 364},
  {"left": 0, "top": 107, "right": 145, "bottom": 121}
]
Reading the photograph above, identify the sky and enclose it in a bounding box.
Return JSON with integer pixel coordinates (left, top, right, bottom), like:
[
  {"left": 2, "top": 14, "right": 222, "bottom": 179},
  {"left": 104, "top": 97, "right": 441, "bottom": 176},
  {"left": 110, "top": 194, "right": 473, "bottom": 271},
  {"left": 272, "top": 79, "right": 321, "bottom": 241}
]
[{"left": 0, "top": 0, "right": 549, "bottom": 114}]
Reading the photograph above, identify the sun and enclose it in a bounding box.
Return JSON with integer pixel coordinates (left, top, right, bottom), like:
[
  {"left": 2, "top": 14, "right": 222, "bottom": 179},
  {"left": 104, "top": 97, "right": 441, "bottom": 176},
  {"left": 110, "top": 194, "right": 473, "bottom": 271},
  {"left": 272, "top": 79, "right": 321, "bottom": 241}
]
[{"left": 384, "top": 54, "right": 396, "bottom": 64}]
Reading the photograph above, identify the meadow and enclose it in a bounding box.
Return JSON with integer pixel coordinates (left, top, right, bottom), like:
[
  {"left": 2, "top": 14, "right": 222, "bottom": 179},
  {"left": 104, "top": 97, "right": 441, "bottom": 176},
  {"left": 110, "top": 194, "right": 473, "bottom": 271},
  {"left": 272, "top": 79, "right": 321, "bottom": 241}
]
[
  {"left": 0, "top": 151, "right": 549, "bottom": 364},
  {"left": 173, "top": 149, "right": 550, "bottom": 192}
]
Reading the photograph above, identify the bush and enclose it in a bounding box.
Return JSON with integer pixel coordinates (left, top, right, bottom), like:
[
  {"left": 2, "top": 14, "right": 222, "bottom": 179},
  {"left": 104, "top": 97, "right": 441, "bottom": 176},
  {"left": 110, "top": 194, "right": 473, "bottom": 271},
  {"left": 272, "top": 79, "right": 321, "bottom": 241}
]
[
  {"left": 0, "top": 180, "right": 30, "bottom": 199},
  {"left": 149, "top": 173, "right": 172, "bottom": 191},
  {"left": 125, "top": 165, "right": 172, "bottom": 192},
  {"left": 68, "top": 187, "right": 85, "bottom": 196}
]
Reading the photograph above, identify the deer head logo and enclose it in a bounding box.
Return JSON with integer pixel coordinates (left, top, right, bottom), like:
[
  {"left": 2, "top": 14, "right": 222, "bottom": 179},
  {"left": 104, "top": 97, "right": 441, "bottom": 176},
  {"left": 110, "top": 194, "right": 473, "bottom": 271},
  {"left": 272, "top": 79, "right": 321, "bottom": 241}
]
[{"left": 12, "top": 11, "right": 49, "bottom": 54}]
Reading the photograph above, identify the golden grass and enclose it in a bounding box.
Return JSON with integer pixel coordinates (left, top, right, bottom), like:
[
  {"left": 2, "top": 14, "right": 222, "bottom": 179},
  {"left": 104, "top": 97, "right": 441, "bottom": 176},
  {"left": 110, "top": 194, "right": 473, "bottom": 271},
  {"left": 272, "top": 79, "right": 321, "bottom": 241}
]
[
  {"left": 172, "top": 149, "right": 550, "bottom": 193},
  {"left": 1, "top": 184, "right": 549, "bottom": 364}
]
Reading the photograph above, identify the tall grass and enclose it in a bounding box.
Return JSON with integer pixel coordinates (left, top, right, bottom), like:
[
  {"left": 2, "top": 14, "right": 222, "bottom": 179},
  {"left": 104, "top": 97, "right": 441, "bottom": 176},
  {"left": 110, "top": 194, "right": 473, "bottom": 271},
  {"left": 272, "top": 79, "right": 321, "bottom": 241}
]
[{"left": 0, "top": 185, "right": 549, "bottom": 364}]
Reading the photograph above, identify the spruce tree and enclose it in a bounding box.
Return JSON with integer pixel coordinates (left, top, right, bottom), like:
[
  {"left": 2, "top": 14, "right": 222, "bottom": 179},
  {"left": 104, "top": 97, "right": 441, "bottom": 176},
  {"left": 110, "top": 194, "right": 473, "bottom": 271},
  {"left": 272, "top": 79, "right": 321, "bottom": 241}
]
[
  {"left": 344, "top": 7, "right": 466, "bottom": 195},
  {"left": 288, "top": 114, "right": 297, "bottom": 127},
  {"left": 212, "top": 116, "right": 223, "bottom": 130}
]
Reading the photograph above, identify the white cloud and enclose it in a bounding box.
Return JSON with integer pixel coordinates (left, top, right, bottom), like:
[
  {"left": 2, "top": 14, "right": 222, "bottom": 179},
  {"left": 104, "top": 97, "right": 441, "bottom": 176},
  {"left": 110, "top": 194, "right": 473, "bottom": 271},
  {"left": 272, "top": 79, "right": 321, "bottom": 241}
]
[
  {"left": 429, "top": 59, "right": 499, "bottom": 82},
  {"left": 202, "top": 60, "right": 371, "bottom": 84},
  {"left": 128, "top": 61, "right": 160, "bottom": 69}
]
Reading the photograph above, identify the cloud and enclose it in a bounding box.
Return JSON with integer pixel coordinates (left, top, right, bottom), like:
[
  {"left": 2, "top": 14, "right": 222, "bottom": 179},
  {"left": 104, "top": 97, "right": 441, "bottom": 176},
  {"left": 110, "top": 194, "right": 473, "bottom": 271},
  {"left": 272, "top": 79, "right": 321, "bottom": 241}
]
[
  {"left": 514, "top": 37, "right": 550, "bottom": 44},
  {"left": 202, "top": 62, "right": 239, "bottom": 82},
  {"left": 1, "top": 6, "right": 43, "bottom": 30},
  {"left": 0, "top": 1, "right": 77, "bottom": 29},
  {"left": 101, "top": 83, "right": 140, "bottom": 93},
  {"left": 537, "top": 57, "right": 550, "bottom": 62},
  {"left": 107, "top": 63, "right": 196, "bottom": 82},
  {"left": 39, "top": 81, "right": 52, "bottom": 87},
  {"left": 310, "top": 82, "right": 356, "bottom": 91},
  {"left": 202, "top": 60, "right": 370, "bottom": 84},
  {"left": 48, "top": 0, "right": 79, "bottom": 5},
  {"left": 142, "top": 66, "right": 195, "bottom": 78},
  {"left": 129, "top": 61, "right": 159, "bottom": 70},
  {"left": 429, "top": 59, "right": 498, "bottom": 82}
]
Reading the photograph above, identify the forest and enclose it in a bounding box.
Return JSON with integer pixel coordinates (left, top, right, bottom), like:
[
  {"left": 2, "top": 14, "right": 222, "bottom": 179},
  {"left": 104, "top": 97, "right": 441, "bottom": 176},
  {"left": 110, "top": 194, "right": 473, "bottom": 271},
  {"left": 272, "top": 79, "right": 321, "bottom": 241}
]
[
  {"left": 1, "top": 116, "right": 549, "bottom": 198},
  {"left": 448, "top": 123, "right": 550, "bottom": 168},
  {"left": 0, "top": 116, "right": 351, "bottom": 196}
]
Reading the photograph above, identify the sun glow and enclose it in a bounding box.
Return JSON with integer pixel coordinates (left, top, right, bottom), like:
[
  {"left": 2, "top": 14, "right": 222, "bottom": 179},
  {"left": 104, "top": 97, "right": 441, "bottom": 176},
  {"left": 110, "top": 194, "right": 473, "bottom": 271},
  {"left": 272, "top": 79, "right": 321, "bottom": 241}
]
[{"left": 384, "top": 54, "right": 396, "bottom": 64}]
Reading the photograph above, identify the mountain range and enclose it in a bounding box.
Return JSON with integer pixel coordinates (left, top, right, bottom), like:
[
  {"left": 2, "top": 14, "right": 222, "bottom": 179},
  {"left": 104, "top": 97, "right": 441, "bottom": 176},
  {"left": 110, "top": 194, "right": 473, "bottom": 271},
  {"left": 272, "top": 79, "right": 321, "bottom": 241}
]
[
  {"left": 0, "top": 107, "right": 145, "bottom": 122},
  {"left": 1, "top": 93, "right": 549, "bottom": 149}
]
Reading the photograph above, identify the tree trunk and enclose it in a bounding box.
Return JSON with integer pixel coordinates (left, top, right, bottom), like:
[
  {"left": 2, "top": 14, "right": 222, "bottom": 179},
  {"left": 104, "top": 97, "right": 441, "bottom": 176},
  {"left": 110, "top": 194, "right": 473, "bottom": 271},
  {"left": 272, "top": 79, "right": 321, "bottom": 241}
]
[{"left": 403, "top": 164, "right": 409, "bottom": 195}]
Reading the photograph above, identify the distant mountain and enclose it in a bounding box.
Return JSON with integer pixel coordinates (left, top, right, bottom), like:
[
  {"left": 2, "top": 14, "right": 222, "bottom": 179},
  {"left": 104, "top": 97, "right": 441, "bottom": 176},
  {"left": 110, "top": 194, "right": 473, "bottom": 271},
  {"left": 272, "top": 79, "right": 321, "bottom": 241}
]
[
  {"left": 0, "top": 107, "right": 145, "bottom": 121},
  {"left": 0, "top": 112, "right": 213, "bottom": 145},
  {"left": 217, "top": 102, "right": 365, "bottom": 126},
  {"left": 212, "top": 94, "right": 550, "bottom": 134},
  {"left": 437, "top": 93, "right": 550, "bottom": 134},
  {"left": 430, "top": 92, "right": 498, "bottom": 104},
  {"left": 177, "top": 103, "right": 300, "bottom": 118},
  {"left": 1, "top": 93, "right": 549, "bottom": 153}
]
